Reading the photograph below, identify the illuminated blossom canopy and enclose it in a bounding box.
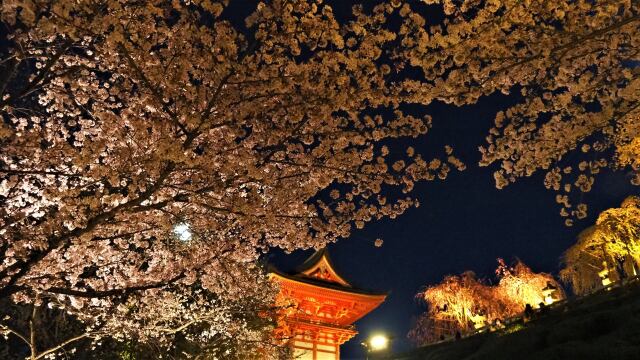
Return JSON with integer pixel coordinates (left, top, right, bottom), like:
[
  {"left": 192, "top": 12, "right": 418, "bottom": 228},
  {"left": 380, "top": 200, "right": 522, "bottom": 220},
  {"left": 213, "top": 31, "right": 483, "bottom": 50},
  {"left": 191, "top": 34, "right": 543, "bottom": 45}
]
[
  {"left": 494, "top": 259, "right": 563, "bottom": 310},
  {"left": 400, "top": 0, "right": 640, "bottom": 224},
  {"left": 0, "top": 0, "right": 464, "bottom": 356}
]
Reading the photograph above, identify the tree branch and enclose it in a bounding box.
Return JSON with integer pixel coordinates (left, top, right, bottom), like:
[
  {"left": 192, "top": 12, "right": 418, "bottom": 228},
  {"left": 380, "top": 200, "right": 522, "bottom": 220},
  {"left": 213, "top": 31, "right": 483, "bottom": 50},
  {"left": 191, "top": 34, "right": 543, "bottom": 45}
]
[
  {"left": 43, "top": 273, "right": 186, "bottom": 298},
  {"left": 34, "top": 332, "right": 92, "bottom": 360}
]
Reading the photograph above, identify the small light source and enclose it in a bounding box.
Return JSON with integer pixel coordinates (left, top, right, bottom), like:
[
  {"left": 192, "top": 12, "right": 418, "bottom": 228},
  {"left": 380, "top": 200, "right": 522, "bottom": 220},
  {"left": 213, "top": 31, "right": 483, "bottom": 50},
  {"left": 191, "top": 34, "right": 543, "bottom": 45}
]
[
  {"left": 369, "top": 334, "right": 389, "bottom": 351},
  {"left": 542, "top": 282, "right": 558, "bottom": 305},
  {"left": 598, "top": 262, "right": 611, "bottom": 287},
  {"left": 173, "top": 223, "right": 192, "bottom": 241}
]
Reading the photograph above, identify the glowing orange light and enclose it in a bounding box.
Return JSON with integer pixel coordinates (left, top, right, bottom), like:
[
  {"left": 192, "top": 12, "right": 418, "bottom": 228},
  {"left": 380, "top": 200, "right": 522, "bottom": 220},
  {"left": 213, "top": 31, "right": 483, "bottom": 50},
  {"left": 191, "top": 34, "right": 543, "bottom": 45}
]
[{"left": 369, "top": 334, "right": 389, "bottom": 351}]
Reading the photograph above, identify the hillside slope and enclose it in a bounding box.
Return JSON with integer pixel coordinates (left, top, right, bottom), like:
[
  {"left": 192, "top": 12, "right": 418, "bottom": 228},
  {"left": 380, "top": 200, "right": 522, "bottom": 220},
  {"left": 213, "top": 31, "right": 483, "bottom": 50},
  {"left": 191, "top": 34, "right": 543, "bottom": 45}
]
[{"left": 384, "top": 281, "right": 640, "bottom": 360}]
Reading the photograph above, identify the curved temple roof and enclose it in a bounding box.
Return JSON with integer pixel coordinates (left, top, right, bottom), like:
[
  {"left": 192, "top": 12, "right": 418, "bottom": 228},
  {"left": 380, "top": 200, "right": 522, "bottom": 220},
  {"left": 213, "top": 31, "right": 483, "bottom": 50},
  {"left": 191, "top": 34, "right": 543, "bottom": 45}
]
[{"left": 270, "top": 248, "right": 388, "bottom": 297}]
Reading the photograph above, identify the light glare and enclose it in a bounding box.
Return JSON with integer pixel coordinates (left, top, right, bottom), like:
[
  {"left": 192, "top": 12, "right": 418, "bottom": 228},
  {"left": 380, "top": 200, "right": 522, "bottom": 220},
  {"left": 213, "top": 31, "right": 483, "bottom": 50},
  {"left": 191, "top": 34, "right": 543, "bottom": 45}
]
[
  {"left": 369, "top": 334, "right": 388, "bottom": 351},
  {"left": 174, "top": 223, "right": 192, "bottom": 241}
]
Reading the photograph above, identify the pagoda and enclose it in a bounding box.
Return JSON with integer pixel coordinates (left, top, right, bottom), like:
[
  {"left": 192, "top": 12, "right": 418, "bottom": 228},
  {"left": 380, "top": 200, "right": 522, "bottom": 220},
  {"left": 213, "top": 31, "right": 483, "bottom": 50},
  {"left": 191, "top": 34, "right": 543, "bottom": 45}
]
[{"left": 270, "top": 249, "right": 387, "bottom": 360}]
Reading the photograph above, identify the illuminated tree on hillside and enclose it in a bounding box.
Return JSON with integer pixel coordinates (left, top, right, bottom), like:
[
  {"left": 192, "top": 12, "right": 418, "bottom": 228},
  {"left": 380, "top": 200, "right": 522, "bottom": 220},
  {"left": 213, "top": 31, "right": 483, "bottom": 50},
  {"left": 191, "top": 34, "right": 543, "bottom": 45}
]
[
  {"left": 495, "top": 259, "right": 564, "bottom": 309},
  {"left": 561, "top": 196, "right": 640, "bottom": 295},
  {"left": 409, "top": 260, "right": 564, "bottom": 345},
  {"left": 408, "top": 271, "right": 490, "bottom": 344}
]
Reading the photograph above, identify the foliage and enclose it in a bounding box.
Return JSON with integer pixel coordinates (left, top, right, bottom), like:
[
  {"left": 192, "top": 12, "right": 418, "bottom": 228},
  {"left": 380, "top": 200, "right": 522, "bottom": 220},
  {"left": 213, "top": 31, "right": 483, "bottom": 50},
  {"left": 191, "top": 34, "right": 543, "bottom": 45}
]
[
  {"left": 409, "top": 259, "right": 564, "bottom": 346},
  {"left": 0, "top": 262, "right": 286, "bottom": 359},
  {"left": 495, "top": 259, "right": 564, "bottom": 310},
  {"left": 399, "top": 0, "right": 640, "bottom": 223},
  {"left": 561, "top": 196, "right": 640, "bottom": 295},
  {"left": 0, "top": 298, "right": 92, "bottom": 360},
  {"left": 403, "top": 281, "right": 640, "bottom": 360}
]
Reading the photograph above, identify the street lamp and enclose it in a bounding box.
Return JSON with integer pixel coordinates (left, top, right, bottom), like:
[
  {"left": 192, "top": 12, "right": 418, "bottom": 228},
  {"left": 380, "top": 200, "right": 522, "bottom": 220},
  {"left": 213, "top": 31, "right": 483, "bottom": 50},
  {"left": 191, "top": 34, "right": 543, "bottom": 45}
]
[
  {"left": 361, "top": 333, "right": 391, "bottom": 359},
  {"left": 369, "top": 334, "right": 389, "bottom": 351}
]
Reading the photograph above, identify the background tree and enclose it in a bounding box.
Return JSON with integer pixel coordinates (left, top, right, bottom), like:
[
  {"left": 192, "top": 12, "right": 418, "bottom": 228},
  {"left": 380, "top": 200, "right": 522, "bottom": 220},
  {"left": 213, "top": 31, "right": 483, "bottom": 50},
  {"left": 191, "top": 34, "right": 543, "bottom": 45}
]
[
  {"left": 410, "top": 259, "right": 564, "bottom": 346},
  {"left": 495, "top": 258, "right": 564, "bottom": 309},
  {"left": 561, "top": 196, "right": 640, "bottom": 295},
  {"left": 398, "top": 0, "right": 640, "bottom": 223},
  {"left": 0, "top": 298, "right": 95, "bottom": 360},
  {"left": 409, "top": 271, "right": 510, "bottom": 344},
  {"left": 409, "top": 271, "right": 482, "bottom": 344}
]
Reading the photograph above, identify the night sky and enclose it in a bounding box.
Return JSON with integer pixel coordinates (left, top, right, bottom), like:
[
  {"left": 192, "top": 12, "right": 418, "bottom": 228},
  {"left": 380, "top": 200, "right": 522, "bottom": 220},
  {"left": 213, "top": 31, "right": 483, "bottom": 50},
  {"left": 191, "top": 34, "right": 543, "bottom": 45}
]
[{"left": 269, "top": 94, "right": 638, "bottom": 359}]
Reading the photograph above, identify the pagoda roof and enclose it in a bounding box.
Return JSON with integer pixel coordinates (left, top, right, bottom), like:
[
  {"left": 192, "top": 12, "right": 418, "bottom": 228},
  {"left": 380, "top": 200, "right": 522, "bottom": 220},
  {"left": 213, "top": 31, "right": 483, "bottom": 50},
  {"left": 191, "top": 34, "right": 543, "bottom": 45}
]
[{"left": 270, "top": 248, "right": 387, "bottom": 297}]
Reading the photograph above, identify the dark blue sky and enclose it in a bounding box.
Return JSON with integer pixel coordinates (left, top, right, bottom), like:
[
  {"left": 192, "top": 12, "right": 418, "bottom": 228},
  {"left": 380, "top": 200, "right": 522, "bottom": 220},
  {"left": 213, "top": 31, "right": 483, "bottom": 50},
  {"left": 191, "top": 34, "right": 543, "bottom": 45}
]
[{"left": 269, "top": 94, "right": 637, "bottom": 359}]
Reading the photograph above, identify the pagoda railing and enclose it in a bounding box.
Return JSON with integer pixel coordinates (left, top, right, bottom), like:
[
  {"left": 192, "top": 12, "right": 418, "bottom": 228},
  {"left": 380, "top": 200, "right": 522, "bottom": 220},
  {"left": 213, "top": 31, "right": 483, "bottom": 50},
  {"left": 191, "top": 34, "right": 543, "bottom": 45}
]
[{"left": 285, "top": 317, "right": 357, "bottom": 331}]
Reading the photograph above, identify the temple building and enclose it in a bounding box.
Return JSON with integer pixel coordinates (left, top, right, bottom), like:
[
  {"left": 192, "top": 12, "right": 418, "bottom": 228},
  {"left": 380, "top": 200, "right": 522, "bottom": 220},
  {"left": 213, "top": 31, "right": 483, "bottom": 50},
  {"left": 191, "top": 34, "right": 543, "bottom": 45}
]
[{"left": 270, "top": 249, "right": 387, "bottom": 360}]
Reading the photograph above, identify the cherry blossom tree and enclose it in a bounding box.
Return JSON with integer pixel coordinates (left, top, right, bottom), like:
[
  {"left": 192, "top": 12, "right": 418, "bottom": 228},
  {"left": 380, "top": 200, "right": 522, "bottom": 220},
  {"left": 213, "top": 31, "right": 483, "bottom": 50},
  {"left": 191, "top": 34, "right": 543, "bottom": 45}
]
[
  {"left": 1, "top": 297, "right": 93, "bottom": 360},
  {"left": 0, "top": 0, "right": 459, "bottom": 356},
  {"left": 399, "top": 0, "right": 640, "bottom": 223},
  {"left": 561, "top": 196, "right": 640, "bottom": 295},
  {"left": 423, "top": 272, "right": 486, "bottom": 333},
  {"left": 410, "top": 259, "right": 564, "bottom": 345},
  {"left": 409, "top": 271, "right": 510, "bottom": 344},
  {"left": 495, "top": 258, "right": 564, "bottom": 310}
]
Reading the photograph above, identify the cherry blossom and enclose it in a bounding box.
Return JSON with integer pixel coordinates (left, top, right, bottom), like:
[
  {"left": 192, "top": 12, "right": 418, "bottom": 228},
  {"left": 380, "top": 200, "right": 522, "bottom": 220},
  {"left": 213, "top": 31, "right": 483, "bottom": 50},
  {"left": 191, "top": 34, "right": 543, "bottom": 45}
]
[
  {"left": 399, "top": 0, "right": 640, "bottom": 222},
  {"left": 0, "top": 0, "right": 451, "bottom": 355}
]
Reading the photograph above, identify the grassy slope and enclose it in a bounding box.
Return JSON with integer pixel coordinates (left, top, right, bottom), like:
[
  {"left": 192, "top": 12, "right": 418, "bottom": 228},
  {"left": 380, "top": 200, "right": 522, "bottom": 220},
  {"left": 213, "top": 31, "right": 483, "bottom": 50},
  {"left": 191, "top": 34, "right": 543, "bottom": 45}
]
[{"left": 384, "top": 281, "right": 640, "bottom": 360}]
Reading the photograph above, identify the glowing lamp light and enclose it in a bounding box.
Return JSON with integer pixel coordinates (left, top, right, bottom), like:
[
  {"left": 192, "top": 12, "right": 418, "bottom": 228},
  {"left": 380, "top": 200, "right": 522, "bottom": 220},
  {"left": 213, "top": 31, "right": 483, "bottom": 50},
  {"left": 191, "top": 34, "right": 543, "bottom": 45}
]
[
  {"left": 369, "top": 334, "right": 389, "bottom": 351},
  {"left": 542, "top": 282, "right": 558, "bottom": 305},
  {"left": 598, "top": 262, "right": 611, "bottom": 287},
  {"left": 173, "top": 223, "right": 192, "bottom": 241}
]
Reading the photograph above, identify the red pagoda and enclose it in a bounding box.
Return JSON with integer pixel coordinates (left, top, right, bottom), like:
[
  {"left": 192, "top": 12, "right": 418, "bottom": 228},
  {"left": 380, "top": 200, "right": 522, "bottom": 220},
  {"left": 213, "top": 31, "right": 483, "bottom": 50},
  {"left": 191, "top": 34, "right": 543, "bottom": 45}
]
[{"left": 270, "top": 249, "right": 387, "bottom": 359}]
